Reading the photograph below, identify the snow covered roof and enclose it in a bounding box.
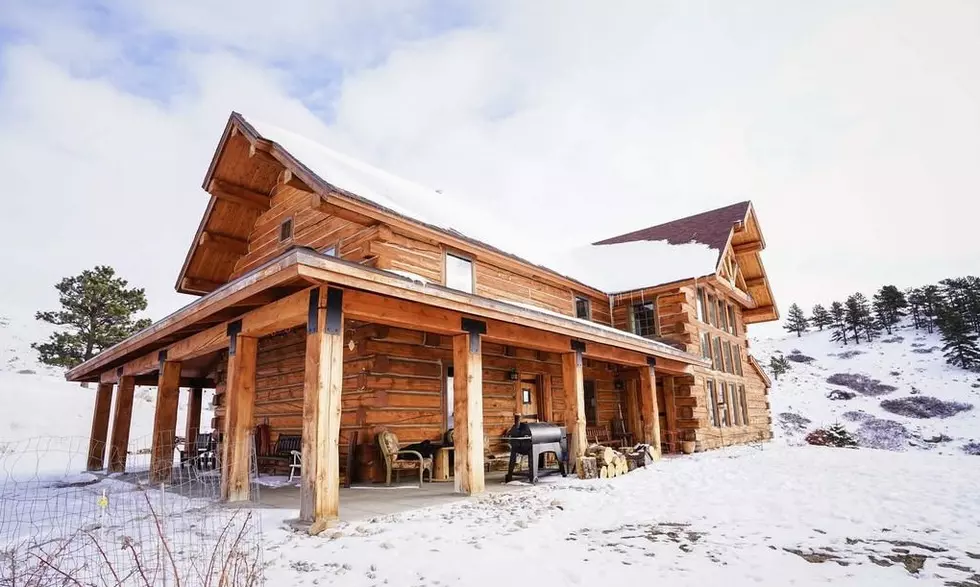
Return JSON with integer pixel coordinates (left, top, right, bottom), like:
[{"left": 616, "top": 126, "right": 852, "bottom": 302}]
[{"left": 238, "top": 114, "right": 741, "bottom": 295}]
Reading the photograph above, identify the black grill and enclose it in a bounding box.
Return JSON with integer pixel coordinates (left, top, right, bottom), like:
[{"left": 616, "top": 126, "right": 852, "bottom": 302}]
[{"left": 503, "top": 415, "right": 568, "bottom": 483}]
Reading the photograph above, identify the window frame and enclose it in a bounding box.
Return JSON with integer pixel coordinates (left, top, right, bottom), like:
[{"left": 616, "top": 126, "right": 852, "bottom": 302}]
[
  {"left": 724, "top": 341, "right": 734, "bottom": 374},
  {"left": 719, "top": 299, "right": 729, "bottom": 332},
  {"left": 701, "top": 331, "right": 712, "bottom": 361},
  {"left": 279, "top": 217, "right": 294, "bottom": 243},
  {"left": 444, "top": 251, "right": 475, "bottom": 293},
  {"left": 718, "top": 382, "right": 730, "bottom": 427},
  {"left": 734, "top": 345, "right": 743, "bottom": 376},
  {"left": 739, "top": 384, "right": 749, "bottom": 425},
  {"left": 728, "top": 305, "right": 738, "bottom": 335},
  {"left": 630, "top": 300, "right": 658, "bottom": 337},
  {"left": 708, "top": 295, "right": 718, "bottom": 326},
  {"left": 574, "top": 296, "right": 592, "bottom": 320},
  {"left": 706, "top": 379, "right": 718, "bottom": 427},
  {"left": 713, "top": 337, "right": 723, "bottom": 372},
  {"left": 584, "top": 380, "right": 598, "bottom": 426},
  {"left": 697, "top": 288, "right": 707, "bottom": 323},
  {"left": 731, "top": 384, "right": 742, "bottom": 426}
]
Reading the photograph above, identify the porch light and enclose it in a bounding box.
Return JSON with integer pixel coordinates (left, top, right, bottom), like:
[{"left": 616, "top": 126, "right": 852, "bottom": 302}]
[{"left": 508, "top": 368, "right": 519, "bottom": 381}]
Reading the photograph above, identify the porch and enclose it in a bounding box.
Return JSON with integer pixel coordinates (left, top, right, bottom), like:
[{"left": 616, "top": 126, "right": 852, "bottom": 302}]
[{"left": 69, "top": 248, "right": 706, "bottom": 532}]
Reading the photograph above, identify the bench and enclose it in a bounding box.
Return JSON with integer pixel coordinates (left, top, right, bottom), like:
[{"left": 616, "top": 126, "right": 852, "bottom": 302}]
[
  {"left": 256, "top": 434, "right": 302, "bottom": 474},
  {"left": 585, "top": 425, "right": 631, "bottom": 449}
]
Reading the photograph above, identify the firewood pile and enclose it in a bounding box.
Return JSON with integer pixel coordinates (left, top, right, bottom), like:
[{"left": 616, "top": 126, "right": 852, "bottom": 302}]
[{"left": 577, "top": 443, "right": 656, "bottom": 479}]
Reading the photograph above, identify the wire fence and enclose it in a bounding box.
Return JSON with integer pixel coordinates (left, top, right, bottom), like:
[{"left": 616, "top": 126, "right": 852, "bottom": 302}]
[{"left": 0, "top": 433, "right": 264, "bottom": 586}]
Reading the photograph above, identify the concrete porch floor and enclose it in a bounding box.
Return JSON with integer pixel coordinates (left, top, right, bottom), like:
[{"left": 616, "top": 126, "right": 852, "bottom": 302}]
[{"left": 254, "top": 470, "right": 553, "bottom": 522}]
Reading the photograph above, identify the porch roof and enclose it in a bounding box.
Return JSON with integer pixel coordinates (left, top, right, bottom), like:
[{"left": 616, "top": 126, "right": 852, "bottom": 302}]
[{"left": 67, "top": 249, "right": 708, "bottom": 384}]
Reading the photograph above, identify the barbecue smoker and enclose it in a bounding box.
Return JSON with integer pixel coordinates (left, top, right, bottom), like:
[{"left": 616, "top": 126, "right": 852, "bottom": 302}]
[{"left": 504, "top": 415, "right": 568, "bottom": 484}]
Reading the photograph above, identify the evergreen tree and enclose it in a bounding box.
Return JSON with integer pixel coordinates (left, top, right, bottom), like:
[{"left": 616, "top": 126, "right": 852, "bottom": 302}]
[
  {"left": 937, "top": 306, "right": 980, "bottom": 369},
  {"left": 33, "top": 266, "right": 152, "bottom": 369},
  {"left": 872, "top": 285, "right": 907, "bottom": 334},
  {"left": 844, "top": 293, "right": 872, "bottom": 343},
  {"left": 920, "top": 285, "right": 942, "bottom": 334},
  {"left": 769, "top": 355, "right": 790, "bottom": 380},
  {"left": 941, "top": 277, "right": 980, "bottom": 334},
  {"left": 907, "top": 288, "right": 924, "bottom": 330},
  {"left": 811, "top": 304, "right": 833, "bottom": 331},
  {"left": 830, "top": 301, "right": 849, "bottom": 345},
  {"left": 784, "top": 303, "right": 809, "bottom": 337}
]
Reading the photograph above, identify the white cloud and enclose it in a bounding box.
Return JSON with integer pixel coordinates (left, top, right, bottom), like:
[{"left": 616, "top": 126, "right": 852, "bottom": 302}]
[{"left": 0, "top": 0, "right": 977, "bottom": 340}]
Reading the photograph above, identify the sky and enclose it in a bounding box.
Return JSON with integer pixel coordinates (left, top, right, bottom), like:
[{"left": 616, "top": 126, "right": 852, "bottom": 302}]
[{"left": 0, "top": 0, "right": 977, "bottom": 339}]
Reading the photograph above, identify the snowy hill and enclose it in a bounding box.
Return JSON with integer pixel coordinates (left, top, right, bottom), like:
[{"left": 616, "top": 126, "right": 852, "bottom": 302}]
[
  {"left": 753, "top": 323, "right": 980, "bottom": 456},
  {"left": 0, "top": 314, "right": 213, "bottom": 470}
]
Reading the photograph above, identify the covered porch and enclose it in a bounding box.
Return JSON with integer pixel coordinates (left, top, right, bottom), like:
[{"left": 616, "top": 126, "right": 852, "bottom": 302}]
[{"left": 69, "top": 248, "right": 705, "bottom": 532}]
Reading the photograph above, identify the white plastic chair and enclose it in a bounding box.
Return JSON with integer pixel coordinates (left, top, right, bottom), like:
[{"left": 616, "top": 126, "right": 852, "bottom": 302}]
[{"left": 288, "top": 450, "right": 302, "bottom": 482}]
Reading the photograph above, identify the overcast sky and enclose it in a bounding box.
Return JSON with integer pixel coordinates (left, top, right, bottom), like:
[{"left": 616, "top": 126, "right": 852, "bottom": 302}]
[{"left": 0, "top": 0, "right": 977, "bottom": 338}]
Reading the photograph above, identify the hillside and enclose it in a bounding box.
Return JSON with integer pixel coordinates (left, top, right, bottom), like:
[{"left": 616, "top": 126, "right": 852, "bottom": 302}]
[
  {"left": 0, "top": 314, "right": 213, "bottom": 473},
  {"left": 753, "top": 322, "right": 980, "bottom": 456}
]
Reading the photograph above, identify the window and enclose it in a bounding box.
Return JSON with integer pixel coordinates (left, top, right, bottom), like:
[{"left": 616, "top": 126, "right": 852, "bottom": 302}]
[
  {"left": 724, "top": 342, "right": 734, "bottom": 374},
  {"left": 584, "top": 380, "right": 598, "bottom": 425},
  {"left": 701, "top": 331, "right": 712, "bottom": 360},
  {"left": 445, "top": 253, "right": 474, "bottom": 293},
  {"left": 728, "top": 305, "right": 737, "bottom": 335},
  {"left": 719, "top": 300, "right": 728, "bottom": 332},
  {"left": 445, "top": 366, "right": 455, "bottom": 430},
  {"left": 713, "top": 337, "right": 723, "bottom": 371},
  {"left": 706, "top": 380, "right": 718, "bottom": 426},
  {"left": 734, "top": 345, "right": 743, "bottom": 376},
  {"left": 321, "top": 245, "right": 337, "bottom": 257},
  {"left": 279, "top": 217, "right": 293, "bottom": 242},
  {"left": 708, "top": 295, "right": 718, "bottom": 326},
  {"left": 718, "top": 382, "right": 730, "bottom": 427},
  {"left": 739, "top": 384, "right": 749, "bottom": 424},
  {"left": 522, "top": 388, "right": 533, "bottom": 404},
  {"left": 630, "top": 301, "right": 657, "bottom": 337},
  {"left": 697, "top": 288, "right": 707, "bottom": 323},
  {"left": 732, "top": 384, "right": 742, "bottom": 426},
  {"left": 575, "top": 296, "right": 591, "bottom": 320}
]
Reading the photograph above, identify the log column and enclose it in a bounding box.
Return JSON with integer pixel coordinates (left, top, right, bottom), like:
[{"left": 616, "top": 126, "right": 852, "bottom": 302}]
[
  {"left": 222, "top": 322, "right": 258, "bottom": 502},
  {"left": 108, "top": 375, "right": 136, "bottom": 473},
  {"left": 184, "top": 387, "right": 203, "bottom": 457},
  {"left": 300, "top": 287, "right": 345, "bottom": 530},
  {"left": 638, "top": 358, "right": 663, "bottom": 460},
  {"left": 150, "top": 358, "right": 182, "bottom": 483},
  {"left": 453, "top": 318, "right": 485, "bottom": 495},
  {"left": 86, "top": 382, "right": 114, "bottom": 470},
  {"left": 561, "top": 345, "right": 588, "bottom": 467}
]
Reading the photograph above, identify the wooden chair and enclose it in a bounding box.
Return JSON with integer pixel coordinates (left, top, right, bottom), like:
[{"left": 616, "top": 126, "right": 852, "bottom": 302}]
[
  {"left": 256, "top": 434, "right": 302, "bottom": 475},
  {"left": 288, "top": 450, "right": 302, "bottom": 483},
  {"left": 377, "top": 430, "right": 432, "bottom": 487}
]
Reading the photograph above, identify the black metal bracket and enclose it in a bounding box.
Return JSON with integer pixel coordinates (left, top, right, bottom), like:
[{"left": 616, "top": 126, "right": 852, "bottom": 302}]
[
  {"left": 570, "top": 340, "right": 586, "bottom": 353},
  {"left": 157, "top": 349, "right": 168, "bottom": 369},
  {"left": 227, "top": 320, "right": 243, "bottom": 356},
  {"left": 326, "top": 288, "right": 343, "bottom": 335},
  {"left": 307, "top": 288, "right": 320, "bottom": 334},
  {"left": 116, "top": 366, "right": 123, "bottom": 377},
  {"left": 460, "top": 318, "right": 486, "bottom": 354},
  {"left": 647, "top": 357, "right": 657, "bottom": 367}
]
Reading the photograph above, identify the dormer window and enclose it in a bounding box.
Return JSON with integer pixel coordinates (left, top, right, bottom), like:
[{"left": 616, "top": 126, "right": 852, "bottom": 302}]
[
  {"left": 574, "top": 296, "right": 591, "bottom": 320},
  {"left": 279, "top": 217, "right": 293, "bottom": 243},
  {"left": 445, "top": 252, "right": 473, "bottom": 293}
]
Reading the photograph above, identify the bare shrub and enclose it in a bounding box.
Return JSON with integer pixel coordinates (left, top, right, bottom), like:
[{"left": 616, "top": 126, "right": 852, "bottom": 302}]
[
  {"left": 787, "top": 351, "right": 815, "bottom": 364},
  {"left": 856, "top": 418, "right": 909, "bottom": 451},
  {"left": 842, "top": 411, "right": 874, "bottom": 423},
  {"left": 881, "top": 336, "right": 905, "bottom": 344},
  {"left": 879, "top": 396, "right": 974, "bottom": 419},
  {"left": 778, "top": 412, "right": 812, "bottom": 434},
  {"left": 833, "top": 350, "right": 864, "bottom": 359},
  {"left": 962, "top": 442, "right": 980, "bottom": 456},
  {"left": 826, "top": 373, "right": 897, "bottom": 396}
]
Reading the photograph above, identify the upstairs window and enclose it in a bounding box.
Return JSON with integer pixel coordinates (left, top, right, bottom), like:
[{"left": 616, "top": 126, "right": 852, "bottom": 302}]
[
  {"left": 696, "top": 288, "right": 707, "bottom": 323},
  {"left": 719, "top": 300, "right": 729, "bottom": 332},
  {"left": 629, "top": 301, "right": 657, "bottom": 337},
  {"left": 706, "top": 380, "right": 718, "bottom": 426},
  {"left": 734, "top": 345, "right": 744, "bottom": 376},
  {"left": 728, "top": 305, "right": 737, "bottom": 335},
  {"left": 279, "top": 217, "right": 293, "bottom": 243},
  {"left": 575, "top": 296, "right": 591, "bottom": 320},
  {"left": 701, "top": 332, "right": 712, "bottom": 360},
  {"left": 445, "top": 253, "right": 474, "bottom": 293},
  {"left": 708, "top": 295, "right": 718, "bottom": 326}
]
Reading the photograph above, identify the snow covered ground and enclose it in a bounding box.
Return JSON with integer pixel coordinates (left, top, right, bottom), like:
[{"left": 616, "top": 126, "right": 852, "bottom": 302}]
[{"left": 753, "top": 322, "right": 980, "bottom": 455}]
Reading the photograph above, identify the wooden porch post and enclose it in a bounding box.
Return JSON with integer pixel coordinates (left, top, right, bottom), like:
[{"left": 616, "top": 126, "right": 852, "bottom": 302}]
[
  {"left": 86, "top": 382, "right": 114, "bottom": 471},
  {"left": 108, "top": 375, "right": 136, "bottom": 473},
  {"left": 150, "top": 359, "right": 182, "bottom": 483},
  {"left": 561, "top": 346, "right": 587, "bottom": 467},
  {"left": 221, "top": 323, "right": 257, "bottom": 502},
  {"left": 453, "top": 319, "right": 485, "bottom": 495},
  {"left": 638, "top": 358, "right": 663, "bottom": 460},
  {"left": 185, "top": 387, "right": 203, "bottom": 456},
  {"left": 300, "top": 287, "right": 345, "bottom": 530}
]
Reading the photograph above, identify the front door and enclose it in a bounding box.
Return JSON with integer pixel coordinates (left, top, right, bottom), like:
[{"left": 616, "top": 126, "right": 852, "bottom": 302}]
[{"left": 520, "top": 379, "right": 539, "bottom": 420}]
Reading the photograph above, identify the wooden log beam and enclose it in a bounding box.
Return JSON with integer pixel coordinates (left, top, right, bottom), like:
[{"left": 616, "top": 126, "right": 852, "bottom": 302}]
[
  {"left": 185, "top": 387, "right": 203, "bottom": 458},
  {"left": 282, "top": 169, "right": 312, "bottom": 192},
  {"left": 638, "top": 359, "right": 662, "bottom": 460},
  {"left": 86, "top": 383, "right": 114, "bottom": 471},
  {"left": 453, "top": 321, "right": 485, "bottom": 495},
  {"left": 300, "top": 287, "right": 345, "bottom": 531},
  {"left": 248, "top": 139, "right": 280, "bottom": 165},
  {"left": 311, "top": 194, "right": 379, "bottom": 226},
  {"left": 107, "top": 376, "right": 135, "bottom": 473},
  {"left": 199, "top": 231, "right": 249, "bottom": 256},
  {"left": 209, "top": 178, "right": 271, "bottom": 210},
  {"left": 733, "top": 241, "right": 764, "bottom": 255},
  {"left": 561, "top": 349, "right": 587, "bottom": 468},
  {"left": 181, "top": 277, "right": 225, "bottom": 294},
  {"left": 222, "top": 332, "right": 257, "bottom": 502},
  {"left": 150, "top": 360, "right": 181, "bottom": 484}
]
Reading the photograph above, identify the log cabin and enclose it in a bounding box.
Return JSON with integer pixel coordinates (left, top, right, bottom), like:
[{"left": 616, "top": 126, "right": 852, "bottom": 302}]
[{"left": 67, "top": 112, "right": 778, "bottom": 528}]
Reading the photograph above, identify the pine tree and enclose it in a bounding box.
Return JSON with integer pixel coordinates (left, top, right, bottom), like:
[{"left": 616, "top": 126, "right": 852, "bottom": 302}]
[
  {"left": 33, "top": 266, "right": 152, "bottom": 369},
  {"left": 872, "top": 285, "right": 907, "bottom": 334},
  {"left": 830, "top": 301, "right": 848, "bottom": 345},
  {"left": 941, "top": 277, "right": 980, "bottom": 334},
  {"left": 811, "top": 304, "right": 833, "bottom": 331},
  {"left": 844, "top": 293, "right": 871, "bottom": 344},
  {"left": 907, "top": 288, "right": 924, "bottom": 330},
  {"left": 769, "top": 355, "right": 790, "bottom": 380},
  {"left": 921, "top": 285, "right": 942, "bottom": 334},
  {"left": 784, "top": 303, "right": 809, "bottom": 337},
  {"left": 937, "top": 306, "right": 980, "bottom": 369}
]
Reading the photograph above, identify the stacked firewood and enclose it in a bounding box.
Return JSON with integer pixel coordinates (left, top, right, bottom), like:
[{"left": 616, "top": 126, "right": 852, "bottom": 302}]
[{"left": 577, "top": 443, "right": 656, "bottom": 479}]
